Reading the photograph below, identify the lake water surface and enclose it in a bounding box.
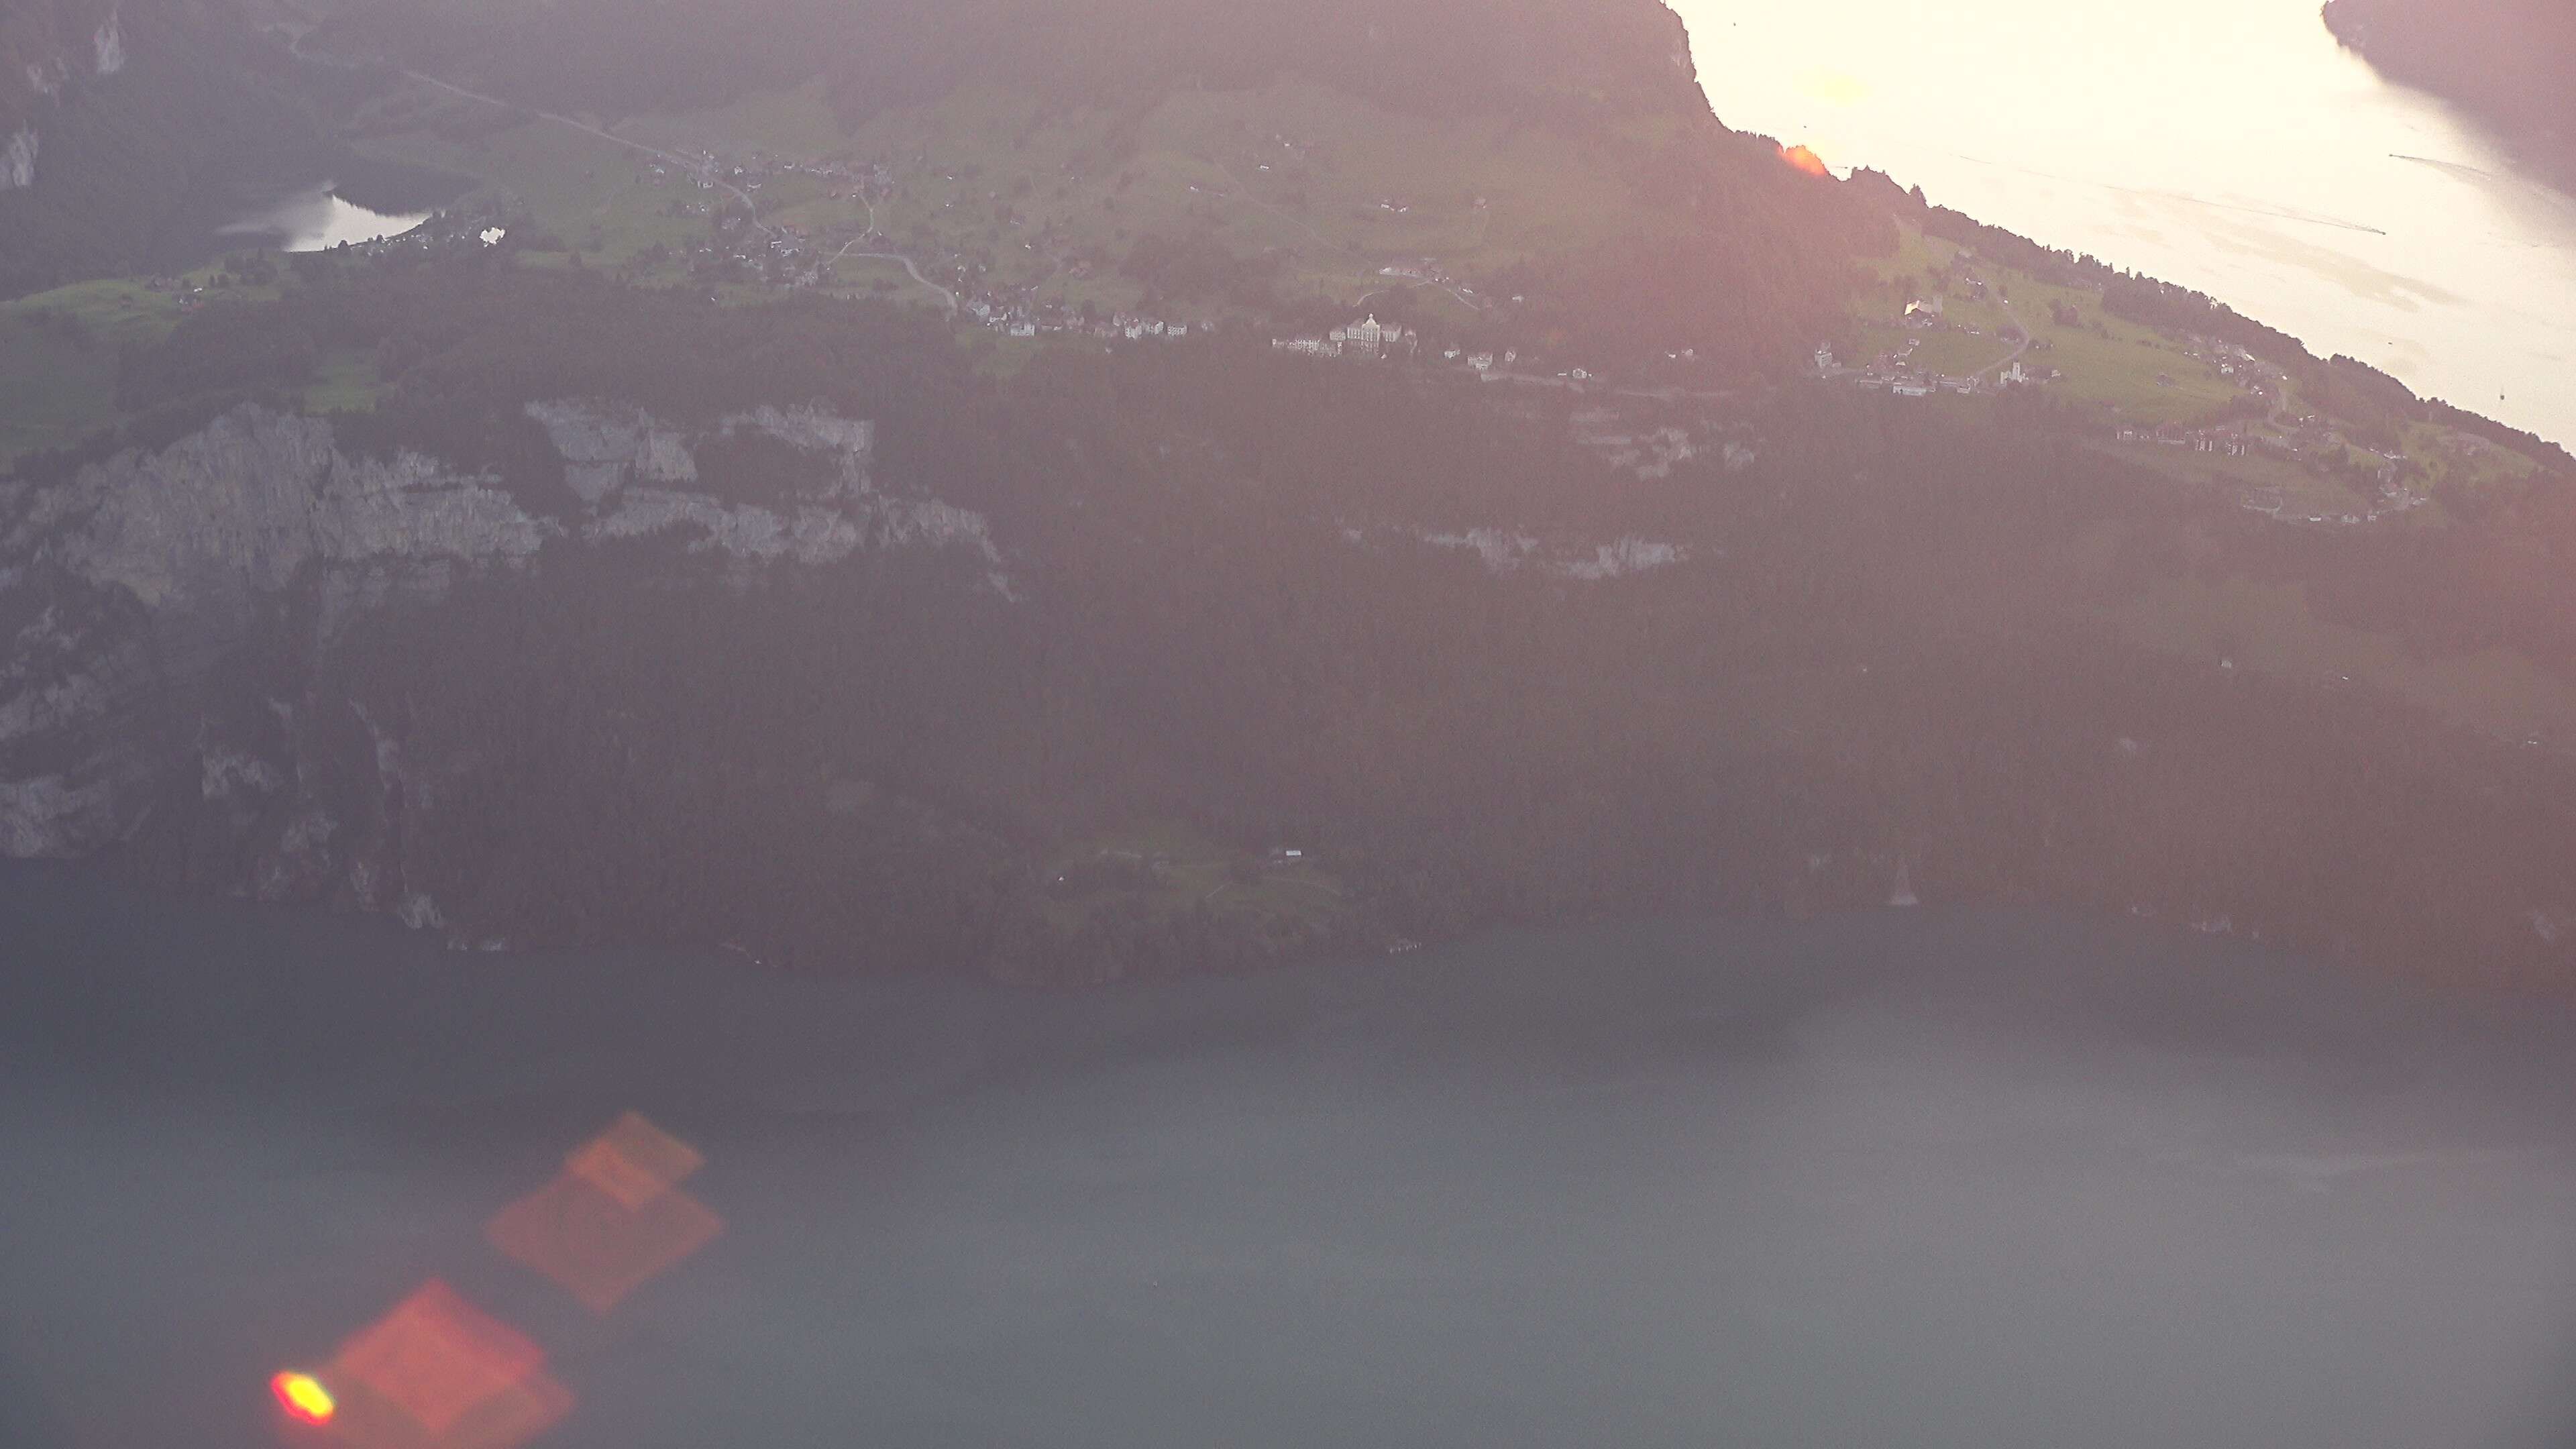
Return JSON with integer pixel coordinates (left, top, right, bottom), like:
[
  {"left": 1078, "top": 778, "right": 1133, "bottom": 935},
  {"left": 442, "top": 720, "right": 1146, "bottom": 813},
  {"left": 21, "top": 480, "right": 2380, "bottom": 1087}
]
[
  {"left": 5, "top": 866, "right": 2575, "bottom": 1446},
  {"left": 218, "top": 184, "right": 431, "bottom": 254},
  {"left": 1675, "top": 0, "right": 2576, "bottom": 445},
  {"left": 148, "top": 148, "right": 467, "bottom": 274}
]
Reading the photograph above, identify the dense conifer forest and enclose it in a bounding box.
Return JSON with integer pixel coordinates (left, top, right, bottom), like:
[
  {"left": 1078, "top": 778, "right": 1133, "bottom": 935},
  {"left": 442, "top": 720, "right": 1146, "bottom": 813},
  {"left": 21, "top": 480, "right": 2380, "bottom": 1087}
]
[{"left": 22, "top": 256, "right": 2563, "bottom": 987}]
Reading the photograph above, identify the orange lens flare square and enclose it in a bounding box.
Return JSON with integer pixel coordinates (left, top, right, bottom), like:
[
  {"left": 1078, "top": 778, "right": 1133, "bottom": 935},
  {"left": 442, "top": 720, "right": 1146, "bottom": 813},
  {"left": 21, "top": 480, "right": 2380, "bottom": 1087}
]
[
  {"left": 488, "top": 1114, "right": 722, "bottom": 1312},
  {"left": 320, "top": 1281, "right": 573, "bottom": 1449},
  {"left": 565, "top": 1112, "right": 704, "bottom": 1209}
]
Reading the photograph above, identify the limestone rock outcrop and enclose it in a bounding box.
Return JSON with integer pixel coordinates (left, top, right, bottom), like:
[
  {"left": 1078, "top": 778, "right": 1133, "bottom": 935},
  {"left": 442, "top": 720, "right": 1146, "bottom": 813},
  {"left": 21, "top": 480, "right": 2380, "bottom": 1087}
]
[{"left": 0, "top": 399, "right": 1004, "bottom": 935}]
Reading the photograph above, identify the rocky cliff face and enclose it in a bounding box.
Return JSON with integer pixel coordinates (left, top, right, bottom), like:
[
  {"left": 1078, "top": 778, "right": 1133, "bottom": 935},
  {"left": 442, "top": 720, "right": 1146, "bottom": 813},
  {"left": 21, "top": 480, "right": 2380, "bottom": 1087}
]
[
  {"left": 0, "top": 400, "right": 1003, "bottom": 930},
  {"left": 523, "top": 399, "right": 1006, "bottom": 578},
  {"left": 0, "top": 0, "right": 127, "bottom": 191},
  {"left": 0, "top": 0, "right": 341, "bottom": 298}
]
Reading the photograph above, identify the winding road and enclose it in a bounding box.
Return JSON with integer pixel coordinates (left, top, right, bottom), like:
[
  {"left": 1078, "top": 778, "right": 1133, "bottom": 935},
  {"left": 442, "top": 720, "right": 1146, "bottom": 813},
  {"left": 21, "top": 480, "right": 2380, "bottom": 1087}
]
[
  {"left": 392, "top": 69, "right": 769, "bottom": 224},
  {"left": 1975, "top": 292, "right": 2037, "bottom": 381},
  {"left": 824, "top": 237, "right": 958, "bottom": 312}
]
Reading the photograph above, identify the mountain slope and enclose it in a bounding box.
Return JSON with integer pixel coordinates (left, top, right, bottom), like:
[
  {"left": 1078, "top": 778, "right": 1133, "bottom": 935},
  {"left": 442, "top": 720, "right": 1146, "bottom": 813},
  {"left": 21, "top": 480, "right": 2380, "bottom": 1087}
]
[
  {"left": 0, "top": 0, "right": 124, "bottom": 158},
  {"left": 5, "top": 261, "right": 2575, "bottom": 989},
  {"left": 315, "top": 0, "right": 1712, "bottom": 128},
  {"left": 307, "top": 0, "right": 1887, "bottom": 376},
  {"left": 1, "top": 0, "right": 2572, "bottom": 990},
  {"left": 0, "top": 0, "right": 356, "bottom": 297}
]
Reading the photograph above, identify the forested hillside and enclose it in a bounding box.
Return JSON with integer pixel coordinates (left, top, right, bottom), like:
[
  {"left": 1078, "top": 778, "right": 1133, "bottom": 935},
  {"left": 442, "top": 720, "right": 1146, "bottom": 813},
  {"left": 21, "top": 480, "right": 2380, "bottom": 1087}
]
[
  {"left": 0, "top": 0, "right": 121, "bottom": 142},
  {"left": 7, "top": 255, "right": 2573, "bottom": 988},
  {"left": 3, "top": 0, "right": 2574, "bottom": 991},
  {"left": 0, "top": 1, "right": 345, "bottom": 298},
  {"left": 302, "top": 0, "right": 1887, "bottom": 376},
  {"left": 314, "top": 0, "right": 1711, "bottom": 128}
]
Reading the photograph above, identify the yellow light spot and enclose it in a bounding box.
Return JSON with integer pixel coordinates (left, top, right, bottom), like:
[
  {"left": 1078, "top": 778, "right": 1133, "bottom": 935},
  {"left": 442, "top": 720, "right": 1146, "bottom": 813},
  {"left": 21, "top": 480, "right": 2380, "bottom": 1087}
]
[{"left": 271, "top": 1371, "right": 335, "bottom": 1426}]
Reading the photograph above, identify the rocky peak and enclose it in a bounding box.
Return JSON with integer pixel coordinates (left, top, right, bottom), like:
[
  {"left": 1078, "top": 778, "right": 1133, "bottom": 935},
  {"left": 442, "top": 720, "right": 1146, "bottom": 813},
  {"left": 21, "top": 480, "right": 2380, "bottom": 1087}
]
[
  {"left": 0, "top": 0, "right": 128, "bottom": 190},
  {"left": 0, "top": 398, "right": 1005, "bottom": 908}
]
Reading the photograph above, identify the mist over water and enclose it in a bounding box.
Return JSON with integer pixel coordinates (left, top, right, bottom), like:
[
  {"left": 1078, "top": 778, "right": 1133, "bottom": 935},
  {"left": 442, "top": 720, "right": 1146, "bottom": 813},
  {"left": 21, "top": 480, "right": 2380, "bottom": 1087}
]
[
  {"left": 1674, "top": 0, "right": 2576, "bottom": 445},
  {"left": 142, "top": 150, "right": 466, "bottom": 274},
  {"left": 5, "top": 865, "right": 2575, "bottom": 1446},
  {"left": 217, "top": 184, "right": 431, "bottom": 254}
]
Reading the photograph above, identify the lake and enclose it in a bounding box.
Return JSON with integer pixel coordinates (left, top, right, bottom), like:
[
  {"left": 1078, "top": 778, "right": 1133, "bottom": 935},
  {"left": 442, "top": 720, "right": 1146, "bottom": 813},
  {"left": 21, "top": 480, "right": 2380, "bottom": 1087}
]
[
  {"left": 5, "top": 865, "right": 2574, "bottom": 1447},
  {"left": 153, "top": 150, "right": 468, "bottom": 274},
  {"left": 1674, "top": 0, "right": 2576, "bottom": 445},
  {"left": 218, "top": 183, "right": 431, "bottom": 254}
]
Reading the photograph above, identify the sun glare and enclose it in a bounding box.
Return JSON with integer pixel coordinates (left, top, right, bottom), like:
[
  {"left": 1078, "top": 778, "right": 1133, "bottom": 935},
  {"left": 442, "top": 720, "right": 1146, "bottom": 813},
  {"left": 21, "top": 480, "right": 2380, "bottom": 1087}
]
[
  {"left": 1780, "top": 144, "right": 1831, "bottom": 178},
  {"left": 270, "top": 1371, "right": 336, "bottom": 1426}
]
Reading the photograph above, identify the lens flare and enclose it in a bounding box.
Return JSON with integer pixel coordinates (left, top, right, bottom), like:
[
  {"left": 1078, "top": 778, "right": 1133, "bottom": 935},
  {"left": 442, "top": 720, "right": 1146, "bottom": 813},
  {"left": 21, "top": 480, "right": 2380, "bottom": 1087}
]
[
  {"left": 270, "top": 1371, "right": 336, "bottom": 1425},
  {"left": 1781, "top": 144, "right": 1830, "bottom": 178},
  {"left": 489, "top": 1113, "right": 722, "bottom": 1313}
]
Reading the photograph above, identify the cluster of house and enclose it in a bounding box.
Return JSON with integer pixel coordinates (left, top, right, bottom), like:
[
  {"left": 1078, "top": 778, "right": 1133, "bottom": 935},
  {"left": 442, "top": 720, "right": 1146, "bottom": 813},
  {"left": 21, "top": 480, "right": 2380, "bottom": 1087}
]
[
  {"left": 644, "top": 148, "right": 879, "bottom": 196},
  {"left": 2112, "top": 422, "right": 2259, "bottom": 455},
  {"left": 1377, "top": 261, "right": 1454, "bottom": 285},
  {"left": 2103, "top": 408, "right": 2442, "bottom": 532},
  {"left": 2161, "top": 339, "right": 2274, "bottom": 387},
  {"left": 138, "top": 274, "right": 209, "bottom": 312},
  {"left": 1271, "top": 313, "right": 1422, "bottom": 361},
  {"left": 1440, "top": 345, "right": 1512, "bottom": 372},
  {"left": 1265, "top": 316, "right": 1641, "bottom": 388},
  {"left": 2239, "top": 443, "right": 2433, "bottom": 524},
  {"left": 650, "top": 146, "right": 925, "bottom": 287},
  {"left": 698, "top": 223, "right": 818, "bottom": 286},
  {"left": 672, "top": 145, "right": 1132, "bottom": 319},
  {"left": 963, "top": 298, "right": 1207, "bottom": 342},
  {"left": 2129, "top": 411, "right": 2414, "bottom": 482},
  {"left": 2237, "top": 484, "right": 2428, "bottom": 527},
  {"left": 1267, "top": 320, "right": 1650, "bottom": 394},
  {"left": 1812, "top": 343, "right": 2047, "bottom": 398}
]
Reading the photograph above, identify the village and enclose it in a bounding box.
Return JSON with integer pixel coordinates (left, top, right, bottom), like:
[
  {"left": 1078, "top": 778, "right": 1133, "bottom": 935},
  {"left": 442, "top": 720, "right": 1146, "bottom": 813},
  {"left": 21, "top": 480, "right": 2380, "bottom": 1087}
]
[
  {"left": 643, "top": 144, "right": 1630, "bottom": 379},
  {"left": 584, "top": 142, "right": 1261, "bottom": 340},
  {"left": 273, "top": 155, "right": 2526, "bottom": 539},
  {"left": 1803, "top": 237, "right": 2540, "bottom": 530},
  {"left": 264, "top": 103, "right": 2552, "bottom": 541},
  {"left": 341, "top": 85, "right": 1560, "bottom": 366}
]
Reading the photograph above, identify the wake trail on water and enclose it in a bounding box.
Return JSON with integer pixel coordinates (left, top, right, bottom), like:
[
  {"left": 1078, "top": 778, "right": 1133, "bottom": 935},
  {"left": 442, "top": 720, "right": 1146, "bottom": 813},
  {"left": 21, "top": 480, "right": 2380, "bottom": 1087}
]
[{"left": 1947, "top": 152, "right": 2391, "bottom": 235}]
